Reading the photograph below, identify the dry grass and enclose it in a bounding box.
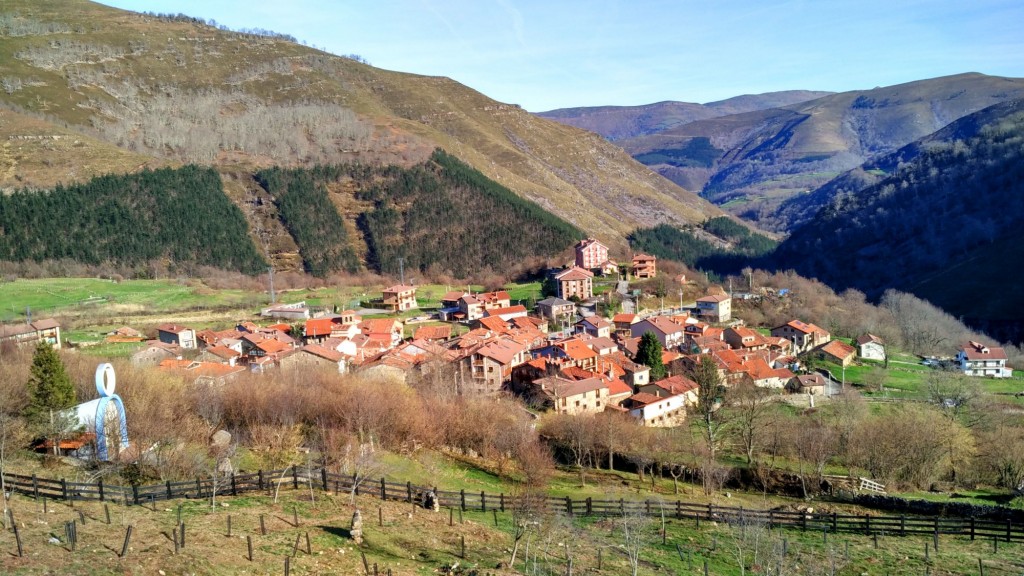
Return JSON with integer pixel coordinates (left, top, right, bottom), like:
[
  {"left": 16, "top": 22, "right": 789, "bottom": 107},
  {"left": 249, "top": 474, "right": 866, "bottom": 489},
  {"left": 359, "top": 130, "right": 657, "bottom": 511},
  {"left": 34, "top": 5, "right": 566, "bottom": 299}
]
[
  {"left": 0, "top": 487, "right": 519, "bottom": 575},
  {"left": 0, "top": 0, "right": 725, "bottom": 248}
]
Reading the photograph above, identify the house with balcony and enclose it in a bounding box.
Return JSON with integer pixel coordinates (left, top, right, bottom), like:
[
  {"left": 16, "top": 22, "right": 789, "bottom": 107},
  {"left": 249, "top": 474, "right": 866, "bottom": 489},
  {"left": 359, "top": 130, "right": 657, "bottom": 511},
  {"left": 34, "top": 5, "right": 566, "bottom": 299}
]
[
  {"left": 0, "top": 318, "right": 62, "bottom": 349},
  {"left": 770, "top": 320, "right": 830, "bottom": 354},
  {"left": 382, "top": 285, "right": 418, "bottom": 312},
  {"left": 956, "top": 341, "right": 1012, "bottom": 378},
  {"left": 631, "top": 253, "right": 657, "bottom": 279},
  {"left": 553, "top": 267, "right": 594, "bottom": 300},
  {"left": 695, "top": 294, "right": 732, "bottom": 322},
  {"left": 575, "top": 238, "right": 609, "bottom": 270}
]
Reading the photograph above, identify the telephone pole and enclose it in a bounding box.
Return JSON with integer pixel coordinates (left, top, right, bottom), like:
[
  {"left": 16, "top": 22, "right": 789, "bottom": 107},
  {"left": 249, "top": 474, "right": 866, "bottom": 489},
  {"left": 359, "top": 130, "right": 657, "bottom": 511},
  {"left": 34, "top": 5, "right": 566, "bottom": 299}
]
[{"left": 267, "top": 267, "right": 276, "bottom": 304}]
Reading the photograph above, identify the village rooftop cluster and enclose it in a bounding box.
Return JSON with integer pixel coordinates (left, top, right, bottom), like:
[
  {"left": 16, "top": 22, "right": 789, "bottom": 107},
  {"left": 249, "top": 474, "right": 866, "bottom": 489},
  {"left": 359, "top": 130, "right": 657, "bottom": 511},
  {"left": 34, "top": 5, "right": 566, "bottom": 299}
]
[{"left": 0, "top": 239, "right": 1013, "bottom": 430}]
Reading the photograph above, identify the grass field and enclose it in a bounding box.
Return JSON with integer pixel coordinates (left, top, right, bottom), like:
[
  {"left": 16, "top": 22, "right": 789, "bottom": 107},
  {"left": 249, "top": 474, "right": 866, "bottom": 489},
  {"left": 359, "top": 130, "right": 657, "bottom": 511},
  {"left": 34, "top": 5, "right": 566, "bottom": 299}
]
[{"left": 2, "top": 473, "right": 1021, "bottom": 575}]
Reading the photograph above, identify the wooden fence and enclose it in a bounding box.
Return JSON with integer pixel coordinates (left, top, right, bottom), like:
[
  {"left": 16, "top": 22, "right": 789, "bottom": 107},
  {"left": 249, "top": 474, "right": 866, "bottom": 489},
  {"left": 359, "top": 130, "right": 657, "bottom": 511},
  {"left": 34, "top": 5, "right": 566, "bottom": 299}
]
[{"left": 4, "top": 469, "right": 1023, "bottom": 543}]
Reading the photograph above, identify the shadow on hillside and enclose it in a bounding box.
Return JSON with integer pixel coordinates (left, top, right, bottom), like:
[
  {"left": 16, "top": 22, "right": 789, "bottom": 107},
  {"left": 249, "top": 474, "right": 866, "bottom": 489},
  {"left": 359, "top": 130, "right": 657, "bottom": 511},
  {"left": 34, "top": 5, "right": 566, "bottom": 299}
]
[{"left": 318, "top": 525, "right": 352, "bottom": 540}]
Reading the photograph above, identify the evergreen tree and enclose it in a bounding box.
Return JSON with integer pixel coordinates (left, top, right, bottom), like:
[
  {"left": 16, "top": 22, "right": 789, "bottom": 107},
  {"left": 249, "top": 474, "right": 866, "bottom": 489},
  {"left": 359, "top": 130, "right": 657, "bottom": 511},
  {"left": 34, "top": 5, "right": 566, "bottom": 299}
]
[
  {"left": 636, "top": 332, "right": 666, "bottom": 381},
  {"left": 25, "top": 343, "right": 77, "bottom": 453}
]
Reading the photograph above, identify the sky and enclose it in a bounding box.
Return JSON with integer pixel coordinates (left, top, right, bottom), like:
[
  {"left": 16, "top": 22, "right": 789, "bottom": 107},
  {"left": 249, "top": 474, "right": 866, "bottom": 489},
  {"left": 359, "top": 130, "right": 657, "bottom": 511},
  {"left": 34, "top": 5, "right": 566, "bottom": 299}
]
[{"left": 98, "top": 0, "right": 1024, "bottom": 112}]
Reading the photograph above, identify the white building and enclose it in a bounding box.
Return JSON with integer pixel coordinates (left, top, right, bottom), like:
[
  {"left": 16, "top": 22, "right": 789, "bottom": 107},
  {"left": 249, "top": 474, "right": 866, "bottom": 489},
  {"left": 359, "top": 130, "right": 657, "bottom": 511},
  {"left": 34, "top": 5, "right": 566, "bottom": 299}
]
[
  {"left": 956, "top": 341, "right": 1012, "bottom": 378},
  {"left": 856, "top": 334, "right": 886, "bottom": 361}
]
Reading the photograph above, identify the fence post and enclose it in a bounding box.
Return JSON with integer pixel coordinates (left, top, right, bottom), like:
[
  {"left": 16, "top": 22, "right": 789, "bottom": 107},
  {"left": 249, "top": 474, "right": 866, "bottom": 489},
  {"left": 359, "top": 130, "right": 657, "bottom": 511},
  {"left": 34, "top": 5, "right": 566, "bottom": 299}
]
[
  {"left": 132, "top": 484, "right": 139, "bottom": 506},
  {"left": 865, "top": 514, "right": 871, "bottom": 536},
  {"left": 675, "top": 500, "right": 681, "bottom": 519},
  {"left": 321, "top": 468, "right": 329, "bottom": 492},
  {"left": 258, "top": 470, "right": 264, "bottom": 491},
  {"left": 970, "top": 517, "right": 975, "bottom": 541},
  {"left": 32, "top": 474, "right": 39, "bottom": 499},
  {"left": 196, "top": 477, "right": 202, "bottom": 498},
  {"left": 120, "top": 525, "right": 133, "bottom": 557},
  {"left": 481, "top": 491, "right": 486, "bottom": 512},
  {"left": 292, "top": 467, "right": 299, "bottom": 490},
  {"left": 500, "top": 493, "right": 505, "bottom": 512},
  {"left": 1006, "top": 519, "right": 1012, "bottom": 543},
  {"left": 707, "top": 502, "right": 713, "bottom": 522},
  {"left": 460, "top": 489, "right": 466, "bottom": 511},
  {"left": 565, "top": 496, "right": 572, "bottom": 516},
  {"left": 406, "top": 482, "right": 412, "bottom": 503},
  {"left": 832, "top": 512, "right": 837, "bottom": 533},
  {"left": 98, "top": 479, "right": 104, "bottom": 502},
  {"left": 166, "top": 481, "right": 172, "bottom": 500},
  {"left": 586, "top": 497, "right": 592, "bottom": 516},
  {"left": 381, "top": 478, "right": 386, "bottom": 501},
  {"left": 61, "top": 478, "right": 68, "bottom": 501},
  {"left": 900, "top": 515, "right": 906, "bottom": 537},
  {"left": 231, "top": 473, "right": 237, "bottom": 496},
  {"left": 768, "top": 509, "right": 774, "bottom": 528}
]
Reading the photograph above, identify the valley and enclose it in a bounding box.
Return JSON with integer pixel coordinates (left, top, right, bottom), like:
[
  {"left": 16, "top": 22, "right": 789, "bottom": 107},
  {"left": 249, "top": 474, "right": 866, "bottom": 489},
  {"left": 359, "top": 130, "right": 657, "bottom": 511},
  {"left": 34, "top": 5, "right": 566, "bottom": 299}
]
[{"left": 1, "top": 2, "right": 1023, "bottom": 575}]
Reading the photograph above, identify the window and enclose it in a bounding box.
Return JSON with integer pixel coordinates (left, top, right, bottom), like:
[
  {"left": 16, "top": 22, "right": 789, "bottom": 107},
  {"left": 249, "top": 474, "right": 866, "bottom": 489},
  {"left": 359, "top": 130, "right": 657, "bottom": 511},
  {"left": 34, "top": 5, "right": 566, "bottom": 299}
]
[{"left": 575, "top": 400, "right": 580, "bottom": 407}]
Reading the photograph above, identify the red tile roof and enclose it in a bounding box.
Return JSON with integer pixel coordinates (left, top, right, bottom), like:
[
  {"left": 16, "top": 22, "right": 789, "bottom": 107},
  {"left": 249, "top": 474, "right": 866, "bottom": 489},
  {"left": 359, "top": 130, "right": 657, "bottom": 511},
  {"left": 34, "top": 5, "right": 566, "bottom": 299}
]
[
  {"left": 612, "top": 313, "right": 637, "bottom": 324},
  {"left": 484, "top": 305, "right": 528, "bottom": 317},
  {"left": 696, "top": 294, "right": 730, "bottom": 303},
  {"left": 383, "top": 285, "right": 416, "bottom": 293},
  {"left": 607, "top": 378, "right": 632, "bottom": 396},
  {"left": 257, "top": 339, "right": 290, "bottom": 354},
  {"left": 305, "top": 317, "right": 336, "bottom": 337},
  {"left": 856, "top": 334, "right": 884, "bottom": 346},
  {"left": 554, "top": 267, "right": 594, "bottom": 281},
  {"left": 820, "top": 340, "right": 856, "bottom": 360},
  {"left": 157, "top": 323, "right": 192, "bottom": 333},
  {"left": 477, "top": 338, "right": 527, "bottom": 364},
  {"left": 561, "top": 338, "right": 598, "bottom": 361},
  {"left": 653, "top": 375, "right": 698, "bottom": 395},
  {"left": 413, "top": 325, "right": 452, "bottom": 341},
  {"left": 205, "top": 345, "right": 240, "bottom": 360},
  {"left": 958, "top": 341, "right": 1008, "bottom": 361},
  {"left": 302, "top": 344, "right": 344, "bottom": 363}
]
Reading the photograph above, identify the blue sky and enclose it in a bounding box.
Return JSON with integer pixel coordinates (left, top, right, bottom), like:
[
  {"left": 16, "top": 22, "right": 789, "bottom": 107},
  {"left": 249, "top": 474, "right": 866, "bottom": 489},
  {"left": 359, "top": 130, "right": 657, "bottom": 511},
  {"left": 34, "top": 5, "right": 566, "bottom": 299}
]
[{"left": 99, "top": 0, "right": 1024, "bottom": 112}]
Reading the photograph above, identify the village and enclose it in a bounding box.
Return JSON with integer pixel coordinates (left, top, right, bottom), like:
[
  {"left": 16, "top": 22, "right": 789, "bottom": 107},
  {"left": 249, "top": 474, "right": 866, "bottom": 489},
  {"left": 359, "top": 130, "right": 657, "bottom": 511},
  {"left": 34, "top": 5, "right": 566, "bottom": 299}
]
[{"left": 2, "top": 238, "right": 1012, "bottom": 434}]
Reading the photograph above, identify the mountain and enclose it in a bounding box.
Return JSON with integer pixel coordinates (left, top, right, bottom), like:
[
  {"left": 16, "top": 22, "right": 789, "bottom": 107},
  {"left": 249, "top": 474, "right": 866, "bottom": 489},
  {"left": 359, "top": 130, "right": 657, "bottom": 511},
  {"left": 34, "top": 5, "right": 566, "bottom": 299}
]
[
  {"left": 620, "top": 73, "right": 1024, "bottom": 228},
  {"left": 774, "top": 98, "right": 1024, "bottom": 231},
  {"left": 770, "top": 98, "right": 1024, "bottom": 343},
  {"left": 535, "top": 90, "right": 832, "bottom": 142},
  {"left": 0, "top": 0, "right": 726, "bottom": 256}
]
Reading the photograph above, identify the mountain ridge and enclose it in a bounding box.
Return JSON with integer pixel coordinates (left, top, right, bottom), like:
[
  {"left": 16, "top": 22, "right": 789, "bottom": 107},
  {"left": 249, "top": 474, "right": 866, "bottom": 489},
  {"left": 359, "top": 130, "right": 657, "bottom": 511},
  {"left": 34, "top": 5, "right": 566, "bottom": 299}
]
[
  {"left": 618, "top": 72, "right": 1024, "bottom": 227},
  {"left": 536, "top": 90, "right": 833, "bottom": 142},
  {"left": 770, "top": 98, "right": 1024, "bottom": 342},
  {"left": 0, "top": 0, "right": 727, "bottom": 252}
]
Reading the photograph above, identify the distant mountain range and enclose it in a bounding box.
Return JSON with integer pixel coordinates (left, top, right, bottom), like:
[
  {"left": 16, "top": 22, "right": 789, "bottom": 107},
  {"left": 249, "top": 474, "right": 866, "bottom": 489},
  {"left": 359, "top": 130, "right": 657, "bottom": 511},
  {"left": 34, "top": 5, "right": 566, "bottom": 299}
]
[
  {"left": 535, "top": 90, "right": 833, "bottom": 141},
  {"left": 0, "top": 0, "right": 728, "bottom": 263},
  {"left": 770, "top": 98, "right": 1024, "bottom": 343},
  {"left": 542, "top": 73, "right": 1024, "bottom": 230}
]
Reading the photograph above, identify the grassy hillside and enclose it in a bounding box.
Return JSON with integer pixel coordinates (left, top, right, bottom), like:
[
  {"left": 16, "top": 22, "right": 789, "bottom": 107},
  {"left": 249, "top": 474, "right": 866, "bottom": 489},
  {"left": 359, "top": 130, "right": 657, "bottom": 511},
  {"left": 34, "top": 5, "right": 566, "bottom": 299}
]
[
  {"left": 771, "top": 99, "right": 1024, "bottom": 342},
  {"left": 621, "top": 73, "right": 1024, "bottom": 227},
  {"left": 0, "top": 0, "right": 726, "bottom": 248},
  {"left": 535, "top": 90, "right": 832, "bottom": 142}
]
